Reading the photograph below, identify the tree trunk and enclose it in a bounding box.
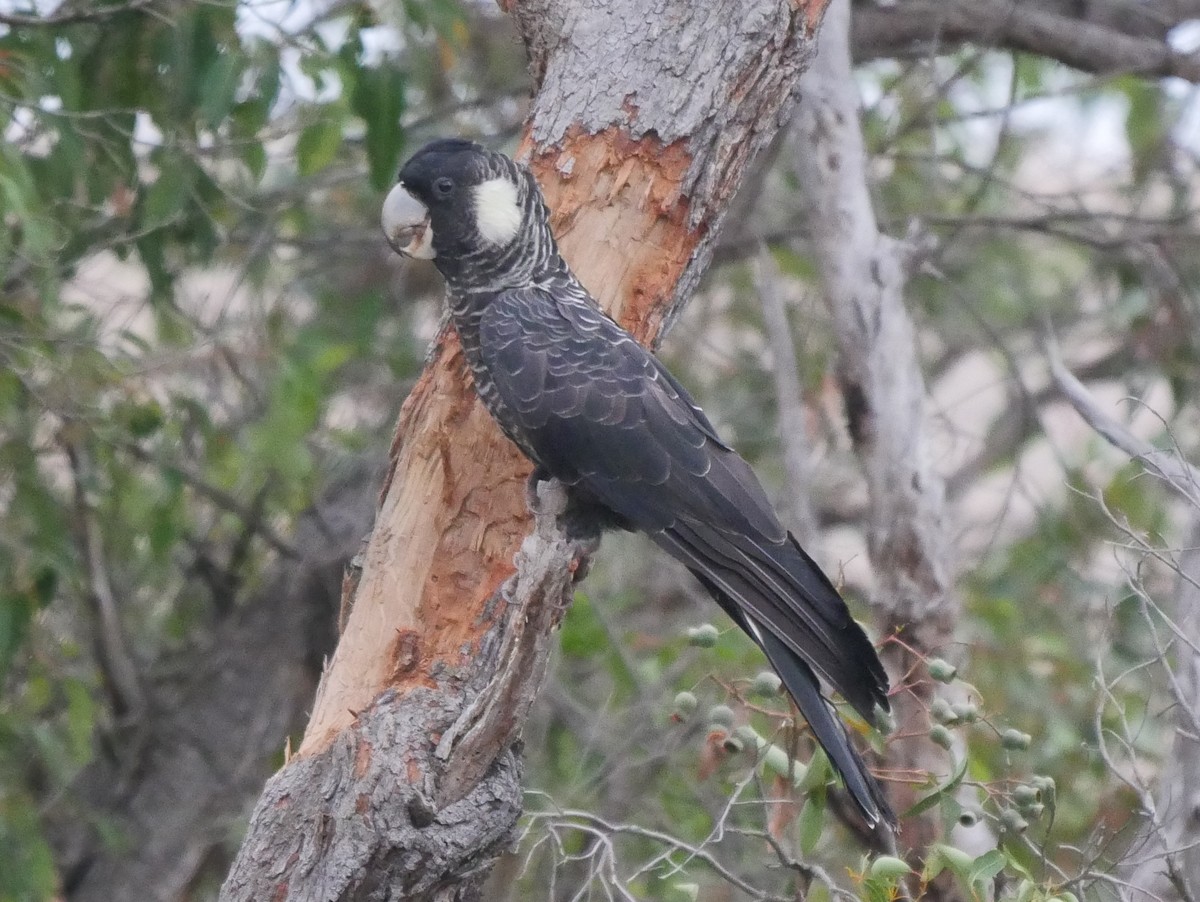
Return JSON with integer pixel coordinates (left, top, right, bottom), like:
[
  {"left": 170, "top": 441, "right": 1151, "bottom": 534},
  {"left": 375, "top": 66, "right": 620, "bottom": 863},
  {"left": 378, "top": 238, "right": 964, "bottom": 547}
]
[
  {"left": 790, "top": 0, "right": 987, "bottom": 889},
  {"left": 221, "top": 1, "right": 832, "bottom": 899}
]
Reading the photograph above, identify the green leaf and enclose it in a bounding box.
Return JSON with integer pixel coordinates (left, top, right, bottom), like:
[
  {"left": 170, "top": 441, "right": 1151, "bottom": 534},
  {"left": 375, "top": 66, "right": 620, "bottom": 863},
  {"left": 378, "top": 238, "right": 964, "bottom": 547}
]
[
  {"left": 922, "top": 844, "right": 973, "bottom": 883},
  {"left": 797, "top": 795, "right": 825, "bottom": 855},
  {"left": 143, "top": 164, "right": 190, "bottom": 228},
  {"left": 0, "top": 589, "right": 36, "bottom": 679},
  {"left": 351, "top": 64, "right": 405, "bottom": 190},
  {"left": 968, "top": 849, "right": 1006, "bottom": 886},
  {"left": 63, "top": 678, "right": 96, "bottom": 762},
  {"left": 243, "top": 143, "right": 267, "bottom": 183},
  {"left": 0, "top": 798, "right": 57, "bottom": 901},
  {"left": 798, "top": 745, "right": 830, "bottom": 792},
  {"left": 199, "top": 50, "right": 241, "bottom": 126},
  {"left": 297, "top": 117, "right": 343, "bottom": 177}
]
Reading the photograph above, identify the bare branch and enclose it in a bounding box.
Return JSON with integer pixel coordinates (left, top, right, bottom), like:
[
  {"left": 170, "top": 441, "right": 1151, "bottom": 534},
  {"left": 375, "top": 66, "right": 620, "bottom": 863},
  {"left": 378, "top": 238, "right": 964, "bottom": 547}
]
[
  {"left": 64, "top": 437, "right": 149, "bottom": 723},
  {"left": 119, "top": 441, "right": 299, "bottom": 559},
  {"left": 852, "top": 1, "right": 1200, "bottom": 83},
  {"left": 1045, "top": 340, "right": 1200, "bottom": 509},
  {"left": 1123, "top": 518, "right": 1200, "bottom": 902}
]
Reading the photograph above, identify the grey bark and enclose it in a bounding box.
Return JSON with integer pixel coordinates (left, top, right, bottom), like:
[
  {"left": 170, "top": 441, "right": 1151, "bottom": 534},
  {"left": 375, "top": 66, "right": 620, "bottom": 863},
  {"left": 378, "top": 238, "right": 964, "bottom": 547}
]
[
  {"left": 49, "top": 459, "right": 380, "bottom": 902},
  {"left": 754, "top": 248, "right": 821, "bottom": 546},
  {"left": 514, "top": 0, "right": 822, "bottom": 337},
  {"left": 792, "top": 0, "right": 953, "bottom": 630},
  {"left": 1048, "top": 345, "right": 1200, "bottom": 510},
  {"left": 790, "top": 0, "right": 976, "bottom": 870}
]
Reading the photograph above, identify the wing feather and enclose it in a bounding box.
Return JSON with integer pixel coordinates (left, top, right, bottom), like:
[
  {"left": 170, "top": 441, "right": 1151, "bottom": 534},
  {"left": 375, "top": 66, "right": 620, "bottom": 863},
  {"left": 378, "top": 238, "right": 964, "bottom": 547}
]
[{"left": 477, "top": 286, "right": 893, "bottom": 827}]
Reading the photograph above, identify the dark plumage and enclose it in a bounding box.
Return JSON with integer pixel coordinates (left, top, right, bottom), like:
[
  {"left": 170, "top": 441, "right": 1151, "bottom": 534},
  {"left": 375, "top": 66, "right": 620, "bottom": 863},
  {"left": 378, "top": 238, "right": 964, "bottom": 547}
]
[{"left": 382, "top": 139, "right": 894, "bottom": 828}]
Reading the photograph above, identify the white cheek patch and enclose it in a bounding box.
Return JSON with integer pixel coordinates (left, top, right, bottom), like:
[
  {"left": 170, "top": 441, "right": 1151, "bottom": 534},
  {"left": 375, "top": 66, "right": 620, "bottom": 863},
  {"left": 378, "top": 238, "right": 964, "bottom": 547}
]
[{"left": 473, "top": 177, "right": 522, "bottom": 246}]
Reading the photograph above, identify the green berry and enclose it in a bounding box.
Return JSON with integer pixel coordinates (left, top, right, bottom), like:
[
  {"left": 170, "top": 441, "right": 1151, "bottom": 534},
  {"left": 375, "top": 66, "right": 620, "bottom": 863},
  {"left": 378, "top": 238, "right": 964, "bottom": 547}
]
[
  {"left": 1001, "top": 729, "right": 1032, "bottom": 751},
  {"left": 930, "top": 698, "right": 955, "bottom": 724},
  {"left": 928, "top": 658, "right": 957, "bottom": 683},
  {"left": 951, "top": 701, "right": 978, "bottom": 723},
  {"left": 1012, "top": 785, "right": 1041, "bottom": 806},
  {"left": 1031, "top": 775, "right": 1056, "bottom": 805},
  {"left": 707, "top": 704, "right": 735, "bottom": 729},
  {"left": 930, "top": 724, "right": 954, "bottom": 749},
  {"left": 751, "top": 671, "right": 782, "bottom": 696},
  {"left": 1000, "top": 808, "right": 1029, "bottom": 834},
  {"left": 686, "top": 624, "right": 719, "bottom": 647},
  {"left": 672, "top": 691, "right": 698, "bottom": 719}
]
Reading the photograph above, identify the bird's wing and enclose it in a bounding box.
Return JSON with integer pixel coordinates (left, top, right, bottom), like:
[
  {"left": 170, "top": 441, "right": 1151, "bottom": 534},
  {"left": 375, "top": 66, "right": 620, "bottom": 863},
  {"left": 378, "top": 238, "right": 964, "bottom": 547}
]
[{"left": 478, "top": 285, "right": 888, "bottom": 718}]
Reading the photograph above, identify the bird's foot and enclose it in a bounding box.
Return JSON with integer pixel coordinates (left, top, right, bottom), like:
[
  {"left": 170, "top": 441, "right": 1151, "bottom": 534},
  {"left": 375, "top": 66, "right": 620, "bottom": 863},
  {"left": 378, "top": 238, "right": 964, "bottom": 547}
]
[
  {"left": 525, "top": 466, "right": 552, "bottom": 513},
  {"left": 525, "top": 472, "right": 603, "bottom": 582}
]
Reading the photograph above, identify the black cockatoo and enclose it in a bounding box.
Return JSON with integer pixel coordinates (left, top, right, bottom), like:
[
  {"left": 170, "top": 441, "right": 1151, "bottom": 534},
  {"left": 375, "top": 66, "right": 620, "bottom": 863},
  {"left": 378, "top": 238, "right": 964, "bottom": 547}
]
[{"left": 381, "top": 139, "right": 894, "bottom": 828}]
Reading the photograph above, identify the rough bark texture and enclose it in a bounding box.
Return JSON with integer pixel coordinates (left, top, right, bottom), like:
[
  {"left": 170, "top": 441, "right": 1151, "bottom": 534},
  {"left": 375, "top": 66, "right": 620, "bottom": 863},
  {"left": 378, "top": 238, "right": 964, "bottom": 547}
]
[
  {"left": 48, "top": 460, "right": 379, "bottom": 902},
  {"left": 790, "top": 0, "right": 969, "bottom": 878},
  {"left": 222, "top": 1, "right": 831, "bottom": 898}
]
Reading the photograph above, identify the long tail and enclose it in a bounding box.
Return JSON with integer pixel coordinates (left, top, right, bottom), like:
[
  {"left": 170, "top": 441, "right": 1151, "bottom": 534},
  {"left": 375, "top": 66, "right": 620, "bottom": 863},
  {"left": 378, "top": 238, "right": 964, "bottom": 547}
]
[
  {"left": 756, "top": 628, "right": 895, "bottom": 828},
  {"left": 654, "top": 526, "right": 895, "bottom": 829}
]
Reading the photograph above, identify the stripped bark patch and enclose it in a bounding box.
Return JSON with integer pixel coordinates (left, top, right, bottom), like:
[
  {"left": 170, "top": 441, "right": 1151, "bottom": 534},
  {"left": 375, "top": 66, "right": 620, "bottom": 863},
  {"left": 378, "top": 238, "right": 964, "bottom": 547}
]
[
  {"left": 524, "top": 126, "right": 703, "bottom": 343},
  {"left": 387, "top": 630, "right": 422, "bottom": 683},
  {"left": 353, "top": 737, "right": 373, "bottom": 779},
  {"left": 800, "top": 0, "right": 832, "bottom": 31}
]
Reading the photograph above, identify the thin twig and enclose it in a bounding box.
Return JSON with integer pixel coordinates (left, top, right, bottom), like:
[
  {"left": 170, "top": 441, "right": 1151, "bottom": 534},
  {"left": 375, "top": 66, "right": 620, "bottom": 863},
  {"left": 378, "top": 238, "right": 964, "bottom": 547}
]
[{"left": 1045, "top": 336, "right": 1200, "bottom": 510}]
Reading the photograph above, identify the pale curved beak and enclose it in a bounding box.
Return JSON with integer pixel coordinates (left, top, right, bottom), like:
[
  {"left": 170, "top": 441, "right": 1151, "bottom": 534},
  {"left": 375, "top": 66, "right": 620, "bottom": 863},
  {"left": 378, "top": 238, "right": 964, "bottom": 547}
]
[{"left": 382, "top": 183, "right": 436, "bottom": 259}]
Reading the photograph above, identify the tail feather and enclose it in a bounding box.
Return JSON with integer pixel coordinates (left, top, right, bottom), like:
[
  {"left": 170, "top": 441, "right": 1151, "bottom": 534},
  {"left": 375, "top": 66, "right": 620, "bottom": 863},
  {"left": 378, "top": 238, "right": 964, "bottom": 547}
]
[
  {"left": 651, "top": 520, "right": 895, "bottom": 829},
  {"left": 665, "top": 519, "right": 887, "bottom": 721},
  {"left": 756, "top": 628, "right": 895, "bottom": 828}
]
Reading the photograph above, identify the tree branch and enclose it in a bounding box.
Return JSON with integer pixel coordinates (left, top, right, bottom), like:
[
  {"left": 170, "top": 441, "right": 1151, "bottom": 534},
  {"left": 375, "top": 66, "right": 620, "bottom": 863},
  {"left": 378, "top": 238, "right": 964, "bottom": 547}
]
[
  {"left": 754, "top": 247, "right": 821, "bottom": 546},
  {"left": 790, "top": 0, "right": 990, "bottom": 877},
  {"left": 852, "top": 0, "right": 1200, "bottom": 82},
  {"left": 1046, "top": 340, "right": 1200, "bottom": 509},
  {"left": 1115, "top": 520, "right": 1200, "bottom": 902},
  {"left": 64, "top": 438, "right": 148, "bottom": 724},
  {"left": 221, "top": 481, "right": 587, "bottom": 901},
  {"left": 50, "top": 459, "right": 379, "bottom": 902}
]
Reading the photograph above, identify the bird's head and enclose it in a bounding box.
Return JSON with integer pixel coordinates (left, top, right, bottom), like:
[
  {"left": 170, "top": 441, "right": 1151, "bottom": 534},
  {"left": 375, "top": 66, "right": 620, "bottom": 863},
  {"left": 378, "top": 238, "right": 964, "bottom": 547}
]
[{"left": 382, "top": 139, "right": 551, "bottom": 290}]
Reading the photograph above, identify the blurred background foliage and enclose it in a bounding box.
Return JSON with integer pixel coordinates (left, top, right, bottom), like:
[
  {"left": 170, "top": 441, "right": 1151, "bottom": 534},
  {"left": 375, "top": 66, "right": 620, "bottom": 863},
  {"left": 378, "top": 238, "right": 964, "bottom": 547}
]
[{"left": 1, "top": 0, "right": 1199, "bottom": 900}]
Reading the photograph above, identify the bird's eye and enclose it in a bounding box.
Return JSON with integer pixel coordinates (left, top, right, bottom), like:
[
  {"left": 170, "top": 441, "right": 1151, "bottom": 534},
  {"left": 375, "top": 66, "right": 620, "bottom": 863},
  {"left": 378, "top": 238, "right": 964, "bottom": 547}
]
[{"left": 433, "top": 177, "right": 454, "bottom": 197}]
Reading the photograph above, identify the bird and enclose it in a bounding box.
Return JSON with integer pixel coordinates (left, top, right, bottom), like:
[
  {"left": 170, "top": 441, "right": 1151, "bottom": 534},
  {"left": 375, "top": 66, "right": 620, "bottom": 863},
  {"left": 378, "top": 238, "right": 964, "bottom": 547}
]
[{"left": 381, "top": 138, "right": 895, "bottom": 829}]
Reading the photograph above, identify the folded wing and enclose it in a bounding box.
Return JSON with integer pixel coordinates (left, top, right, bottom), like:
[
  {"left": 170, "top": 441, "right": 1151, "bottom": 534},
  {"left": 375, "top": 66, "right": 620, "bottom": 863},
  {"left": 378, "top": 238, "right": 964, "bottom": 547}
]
[{"left": 479, "top": 285, "right": 893, "bottom": 826}]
